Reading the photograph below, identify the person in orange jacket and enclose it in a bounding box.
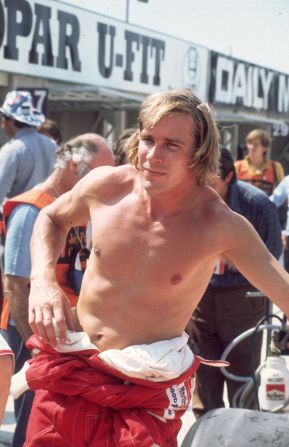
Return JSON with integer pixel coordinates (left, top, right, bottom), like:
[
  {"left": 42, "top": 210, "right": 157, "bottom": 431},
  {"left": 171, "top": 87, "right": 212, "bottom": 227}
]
[{"left": 235, "top": 129, "right": 284, "bottom": 196}]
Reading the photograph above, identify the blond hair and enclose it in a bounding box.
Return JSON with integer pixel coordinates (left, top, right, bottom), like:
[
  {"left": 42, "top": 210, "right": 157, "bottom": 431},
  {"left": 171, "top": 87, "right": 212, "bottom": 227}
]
[
  {"left": 125, "top": 88, "right": 220, "bottom": 185},
  {"left": 246, "top": 129, "right": 271, "bottom": 149}
]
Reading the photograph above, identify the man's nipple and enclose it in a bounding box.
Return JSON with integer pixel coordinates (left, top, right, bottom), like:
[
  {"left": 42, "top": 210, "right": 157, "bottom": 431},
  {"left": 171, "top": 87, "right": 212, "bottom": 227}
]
[
  {"left": 94, "top": 246, "right": 101, "bottom": 257},
  {"left": 171, "top": 274, "right": 182, "bottom": 285}
]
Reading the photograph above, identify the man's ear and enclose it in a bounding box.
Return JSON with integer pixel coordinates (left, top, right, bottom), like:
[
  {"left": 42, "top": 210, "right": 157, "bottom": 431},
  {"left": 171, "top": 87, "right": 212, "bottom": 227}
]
[
  {"left": 225, "top": 171, "right": 234, "bottom": 184},
  {"left": 69, "top": 159, "right": 78, "bottom": 175},
  {"left": 69, "top": 159, "right": 90, "bottom": 178}
]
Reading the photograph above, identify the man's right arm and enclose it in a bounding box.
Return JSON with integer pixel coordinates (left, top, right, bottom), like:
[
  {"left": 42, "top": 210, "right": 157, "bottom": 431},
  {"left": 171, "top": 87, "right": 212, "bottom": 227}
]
[
  {"left": 29, "top": 172, "right": 96, "bottom": 345},
  {"left": 29, "top": 205, "right": 74, "bottom": 345}
]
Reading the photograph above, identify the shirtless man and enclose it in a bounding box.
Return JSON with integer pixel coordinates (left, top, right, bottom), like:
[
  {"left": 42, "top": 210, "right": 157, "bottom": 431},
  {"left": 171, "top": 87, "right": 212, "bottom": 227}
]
[{"left": 26, "top": 88, "right": 289, "bottom": 446}]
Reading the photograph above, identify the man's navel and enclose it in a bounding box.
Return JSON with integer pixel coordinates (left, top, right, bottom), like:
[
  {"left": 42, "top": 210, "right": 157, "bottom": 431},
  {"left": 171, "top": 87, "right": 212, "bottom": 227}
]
[{"left": 171, "top": 274, "right": 182, "bottom": 285}]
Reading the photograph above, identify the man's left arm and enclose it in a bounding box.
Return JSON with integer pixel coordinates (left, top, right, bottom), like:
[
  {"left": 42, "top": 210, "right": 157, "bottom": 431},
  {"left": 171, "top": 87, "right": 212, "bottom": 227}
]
[{"left": 223, "top": 211, "right": 289, "bottom": 319}]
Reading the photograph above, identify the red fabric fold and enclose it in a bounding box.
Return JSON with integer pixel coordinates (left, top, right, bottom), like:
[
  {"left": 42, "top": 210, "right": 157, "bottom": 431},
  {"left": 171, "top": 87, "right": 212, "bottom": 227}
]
[{"left": 25, "top": 335, "right": 198, "bottom": 447}]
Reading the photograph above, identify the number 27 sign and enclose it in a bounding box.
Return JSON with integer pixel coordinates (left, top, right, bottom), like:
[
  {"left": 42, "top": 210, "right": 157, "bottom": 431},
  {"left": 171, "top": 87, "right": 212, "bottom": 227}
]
[{"left": 18, "top": 87, "right": 48, "bottom": 116}]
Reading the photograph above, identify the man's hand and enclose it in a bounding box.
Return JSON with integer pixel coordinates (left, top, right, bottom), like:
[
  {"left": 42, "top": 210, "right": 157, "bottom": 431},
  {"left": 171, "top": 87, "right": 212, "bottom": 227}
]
[{"left": 29, "top": 280, "right": 74, "bottom": 346}]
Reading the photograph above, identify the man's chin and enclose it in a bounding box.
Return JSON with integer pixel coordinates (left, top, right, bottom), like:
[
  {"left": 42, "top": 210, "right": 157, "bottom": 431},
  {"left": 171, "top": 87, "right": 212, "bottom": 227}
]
[{"left": 143, "top": 179, "right": 166, "bottom": 193}]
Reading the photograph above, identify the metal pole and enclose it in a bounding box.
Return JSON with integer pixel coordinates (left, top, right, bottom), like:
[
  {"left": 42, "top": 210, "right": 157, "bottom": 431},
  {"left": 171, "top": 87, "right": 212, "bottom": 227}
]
[{"left": 126, "top": 0, "right": 130, "bottom": 22}]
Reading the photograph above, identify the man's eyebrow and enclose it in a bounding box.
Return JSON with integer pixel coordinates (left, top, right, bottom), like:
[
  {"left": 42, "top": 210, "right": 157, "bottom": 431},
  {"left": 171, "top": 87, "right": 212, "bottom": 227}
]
[
  {"left": 163, "top": 137, "right": 185, "bottom": 145},
  {"left": 140, "top": 132, "right": 185, "bottom": 146},
  {"left": 140, "top": 131, "right": 151, "bottom": 138}
]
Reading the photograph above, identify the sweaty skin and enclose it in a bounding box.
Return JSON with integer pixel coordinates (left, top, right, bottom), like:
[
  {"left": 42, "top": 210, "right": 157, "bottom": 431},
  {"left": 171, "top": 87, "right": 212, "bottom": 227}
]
[{"left": 29, "top": 113, "right": 289, "bottom": 350}]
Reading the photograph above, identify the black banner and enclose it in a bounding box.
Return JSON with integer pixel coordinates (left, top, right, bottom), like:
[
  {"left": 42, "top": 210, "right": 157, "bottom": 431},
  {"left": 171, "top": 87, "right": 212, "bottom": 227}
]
[{"left": 209, "top": 51, "right": 289, "bottom": 115}]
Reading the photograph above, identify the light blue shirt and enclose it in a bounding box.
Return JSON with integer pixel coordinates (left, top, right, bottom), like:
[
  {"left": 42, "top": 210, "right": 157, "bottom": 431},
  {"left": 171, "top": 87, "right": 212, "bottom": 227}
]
[
  {"left": 4, "top": 204, "right": 39, "bottom": 278},
  {"left": 4, "top": 203, "right": 39, "bottom": 326},
  {"left": 0, "top": 127, "right": 56, "bottom": 204},
  {"left": 270, "top": 176, "right": 289, "bottom": 235}
]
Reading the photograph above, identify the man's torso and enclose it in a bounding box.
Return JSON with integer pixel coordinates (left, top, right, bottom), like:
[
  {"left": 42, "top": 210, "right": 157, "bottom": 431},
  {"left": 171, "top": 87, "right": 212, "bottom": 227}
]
[{"left": 76, "top": 166, "right": 231, "bottom": 350}]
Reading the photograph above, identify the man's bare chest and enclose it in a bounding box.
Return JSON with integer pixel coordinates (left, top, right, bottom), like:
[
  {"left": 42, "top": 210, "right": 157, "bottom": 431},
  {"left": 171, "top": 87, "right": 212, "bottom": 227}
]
[{"left": 90, "top": 202, "right": 218, "bottom": 281}]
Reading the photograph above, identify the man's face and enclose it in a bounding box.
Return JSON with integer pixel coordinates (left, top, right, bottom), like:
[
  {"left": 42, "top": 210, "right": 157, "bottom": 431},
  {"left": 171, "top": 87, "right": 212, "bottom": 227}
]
[
  {"left": 90, "top": 142, "right": 115, "bottom": 170},
  {"left": 74, "top": 143, "right": 114, "bottom": 178},
  {"left": 246, "top": 137, "right": 266, "bottom": 159},
  {"left": 138, "top": 112, "right": 195, "bottom": 193}
]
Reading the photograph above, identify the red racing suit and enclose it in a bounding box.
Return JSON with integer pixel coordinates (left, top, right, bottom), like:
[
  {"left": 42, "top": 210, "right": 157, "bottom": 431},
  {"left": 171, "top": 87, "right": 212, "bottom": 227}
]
[{"left": 24, "top": 335, "right": 201, "bottom": 447}]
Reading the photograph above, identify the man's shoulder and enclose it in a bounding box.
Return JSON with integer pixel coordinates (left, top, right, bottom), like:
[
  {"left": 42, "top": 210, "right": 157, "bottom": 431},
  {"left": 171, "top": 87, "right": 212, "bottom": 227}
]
[
  {"left": 234, "top": 158, "right": 248, "bottom": 170},
  {"left": 197, "top": 185, "right": 232, "bottom": 221},
  {"left": 187, "top": 186, "right": 248, "bottom": 253},
  {"left": 234, "top": 181, "right": 275, "bottom": 217},
  {"left": 35, "top": 131, "right": 57, "bottom": 148},
  {"left": 199, "top": 186, "right": 243, "bottom": 239},
  {"left": 79, "top": 164, "right": 136, "bottom": 198},
  {"left": 17, "top": 128, "right": 56, "bottom": 149},
  {"left": 1, "top": 138, "right": 21, "bottom": 152},
  {"left": 88, "top": 164, "right": 135, "bottom": 183}
]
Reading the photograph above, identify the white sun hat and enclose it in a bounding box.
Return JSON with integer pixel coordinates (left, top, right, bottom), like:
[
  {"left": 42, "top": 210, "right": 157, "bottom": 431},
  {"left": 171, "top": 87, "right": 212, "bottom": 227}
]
[{"left": 0, "top": 90, "right": 45, "bottom": 127}]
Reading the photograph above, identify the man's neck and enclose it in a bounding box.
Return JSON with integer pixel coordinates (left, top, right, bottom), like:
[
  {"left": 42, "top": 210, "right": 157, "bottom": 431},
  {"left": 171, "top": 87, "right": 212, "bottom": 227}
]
[
  {"left": 39, "top": 170, "right": 66, "bottom": 198},
  {"left": 141, "top": 181, "right": 199, "bottom": 220}
]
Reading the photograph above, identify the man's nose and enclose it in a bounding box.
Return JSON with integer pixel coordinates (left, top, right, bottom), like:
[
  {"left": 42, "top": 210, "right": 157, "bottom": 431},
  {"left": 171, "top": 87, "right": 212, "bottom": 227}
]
[{"left": 147, "top": 145, "right": 163, "bottom": 162}]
